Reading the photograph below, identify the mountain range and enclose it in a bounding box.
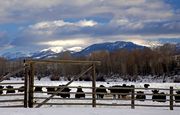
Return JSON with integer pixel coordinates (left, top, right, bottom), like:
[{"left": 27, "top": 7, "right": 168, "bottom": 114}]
[
  {"left": 74, "top": 41, "right": 145, "bottom": 56},
  {"left": 1, "top": 41, "right": 179, "bottom": 60}
]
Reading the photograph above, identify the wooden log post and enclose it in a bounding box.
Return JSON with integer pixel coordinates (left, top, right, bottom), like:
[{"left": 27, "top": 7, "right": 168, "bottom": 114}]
[
  {"left": 24, "top": 62, "right": 29, "bottom": 108},
  {"left": 92, "top": 63, "right": 96, "bottom": 107},
  {"left": 131, "top": 85, "right": 135, "bottom": 109},
  {"left": 170, "top": 86, "right": 173, "bottom": 110},
  {"left": 28, "top": 62, "right": 35, "bottom": 108}
]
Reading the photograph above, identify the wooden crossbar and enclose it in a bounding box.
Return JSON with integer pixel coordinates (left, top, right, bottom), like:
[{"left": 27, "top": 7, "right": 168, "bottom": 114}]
[
  {"left": 0, "top": 65, "right": 28, "bottom": 82},
  {"left": 26, "top": 59, "right": 101, "bottom": 65},
  {"left": 35, "top": 65, "right": 93, "bottom": 108}
]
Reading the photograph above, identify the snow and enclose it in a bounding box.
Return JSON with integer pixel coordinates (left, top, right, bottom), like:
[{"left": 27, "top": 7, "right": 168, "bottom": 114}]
[
  {"left": 1, "top": 78, "right": 180, "bottom": 114},
  {"left": 0, "top": 107, "right": 180, "bottom": 115}
]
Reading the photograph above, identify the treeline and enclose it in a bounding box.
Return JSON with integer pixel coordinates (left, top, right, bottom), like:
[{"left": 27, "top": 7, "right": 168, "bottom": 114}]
[
  {"left": 0, "top": 44, "right": 179, "bottom": 81},
  {"left": 89, "top": 44, "right": 178, "bottom": 76}
]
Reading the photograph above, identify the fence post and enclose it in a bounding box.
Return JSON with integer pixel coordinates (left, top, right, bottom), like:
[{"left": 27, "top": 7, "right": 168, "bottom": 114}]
[
  {"left": 24, "top": 62, "right": 28, "bottom": 108},
  {"left": 131, "top": 85, "right": 135, "bottom": 109},
  {"left": 170, "top": 86, "right": 173, "bottom": 110},
  {"left": 28, "top": 62, "right": 34, "bottom": 108},
  {"left": 92, "top": 63, "right": 96, "bottom": 107}
]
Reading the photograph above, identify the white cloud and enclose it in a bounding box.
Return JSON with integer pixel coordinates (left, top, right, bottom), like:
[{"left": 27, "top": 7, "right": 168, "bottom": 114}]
[
  {"left": 67, "top": 47, "right": 82, "bottom": 52},
  {"left": 77, "top": 20, "right": 97, "bottom": 27},
  {"left": 126, "top": 39, "right": 162, "bottom": 47},
  {"left": 0, "top": 0, "right": 175, "bottom": 24},
  {"left": 0, "top": 0, "right": 63, "bottom": 9},
  {"left": 105, "top": 0, "right": 145, "bottom": 7},
  {"left": 42, "top": 46, "right": 64, "bottom": 53},
  {"left": 39, "top": 39, "right": 87, "bottom": 47},
  {"left": 102, "top": 34, "right": 180, "bottom": 41},
  {"left": 29, "top": 20, "right": 71, "bottom": 30},
  {"left": 163, "top": 22, "right": 180, "bottom": 29},
  {"left": 23, "top": 0, "right": 63, "bottom": 8},
  {"left": 112, "top": 18, "right": 144, "bottom": 30},
  {"left": 0, "top": 0, "right": 63, "bottom": 22},
  {"left": 64, "top": 0, "right": 93, "bottom": 6},
  {"left": 34, "top": 35, "right": 104, "bottom": 50},
  {"left": 115, "top": 19, "right": 129, "bottom": 26},
  {"left": 30, "top": 19, "right": 98, "bottom": 30}
]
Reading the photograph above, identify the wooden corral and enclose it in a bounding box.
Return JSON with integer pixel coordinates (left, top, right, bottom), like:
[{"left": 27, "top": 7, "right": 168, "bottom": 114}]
[
  {"left": 0, "top": 59, "right": 180, "bottom": 110},
  {"left": 31, "top": 85, "right": 180, "bottom": 110},
  {"left": 25, "top": 59, "right": 100, "bottom": 108},
  {"left": 0, "top": 59, "right": 100, "bottom": 108}
]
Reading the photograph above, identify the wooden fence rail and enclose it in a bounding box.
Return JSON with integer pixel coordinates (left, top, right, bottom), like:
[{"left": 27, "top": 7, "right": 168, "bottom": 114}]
[{"left": 30, "top": 85, "right": 180, "bottom": 110}]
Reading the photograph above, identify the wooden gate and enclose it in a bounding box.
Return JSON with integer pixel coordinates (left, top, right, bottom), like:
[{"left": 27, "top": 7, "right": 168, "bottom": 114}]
[
  {"left": 25, "top": 59, "right": 100, "bottom": 108},
  {"left": 0, "top": 64, "right": 29, "bottom": 108}
]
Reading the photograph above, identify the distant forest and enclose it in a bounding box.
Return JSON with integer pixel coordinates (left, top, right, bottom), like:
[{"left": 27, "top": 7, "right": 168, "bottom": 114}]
[{"left": 0, "top": 44, "right": 179, "bottom": 81}]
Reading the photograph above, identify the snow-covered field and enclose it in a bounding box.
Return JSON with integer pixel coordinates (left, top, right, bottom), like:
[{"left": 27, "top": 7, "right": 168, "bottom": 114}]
[
  {"left": 0, "top": 107, "right": 180, "bottom": 115},
  {"left": 0, "top": 77, "right": 180, "bottom": 113}
]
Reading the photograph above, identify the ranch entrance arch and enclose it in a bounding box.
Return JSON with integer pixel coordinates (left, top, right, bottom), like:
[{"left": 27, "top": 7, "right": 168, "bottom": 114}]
[{"left": 25, "top": 59, "right": 101, "bottom": 108}]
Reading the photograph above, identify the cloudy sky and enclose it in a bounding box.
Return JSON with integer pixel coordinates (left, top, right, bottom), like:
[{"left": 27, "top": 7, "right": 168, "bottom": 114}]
[{"left": 0, "top": 0, "right": 180, "bottom": 54}]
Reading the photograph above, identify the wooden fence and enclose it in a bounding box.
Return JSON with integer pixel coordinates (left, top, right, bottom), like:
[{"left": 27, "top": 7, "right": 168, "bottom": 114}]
[
  {"left": 0, "top": 80, "right": 180, "bottom": 110},
  {"left": 31, "top": 85, "right": 180, "bottom": 110},
  {"left": 0, "top": 82, "right": 26, "bottom": 108},
  {"left": 0, "top": 64, "right": 28, "bottom": 108},
  {"left": 0, "top": 59, "right": 100, "bottom": 108},
  {"left": 0, "top": 59, "right": 180, "bottom": 110}
]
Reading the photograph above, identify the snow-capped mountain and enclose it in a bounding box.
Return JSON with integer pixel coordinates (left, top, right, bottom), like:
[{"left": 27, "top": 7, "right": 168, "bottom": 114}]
[
  {"left": 1, "top": 41, "right": 147, "bottom": 60},
  {"left": 30, "top": 50, "right": 57, "bottom": 59},
  {"left": 74, "top": 41, "right": 146, "bottom": 56},
  {"left": 1, "top": 50, "right": 57, "bottom": 60},
  {"left": 2, "top": 41, "right": 179, "bottom": 60}
]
